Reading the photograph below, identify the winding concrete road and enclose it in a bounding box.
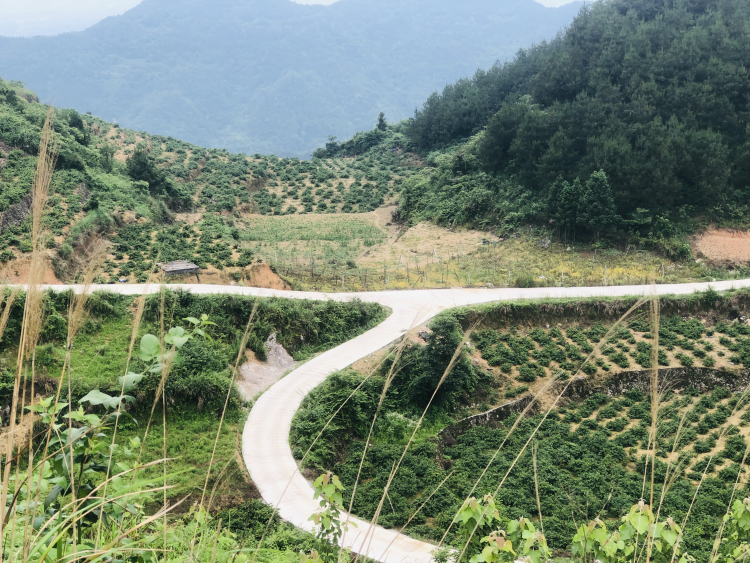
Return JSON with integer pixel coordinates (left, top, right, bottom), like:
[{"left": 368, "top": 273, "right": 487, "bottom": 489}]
[{"left": 37, "top": 280, "right": 750, "bottom": 562}]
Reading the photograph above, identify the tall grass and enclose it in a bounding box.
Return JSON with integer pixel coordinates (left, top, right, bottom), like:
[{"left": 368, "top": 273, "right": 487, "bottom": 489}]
[
  {"left": 1, "top": 107, "right": 57, "bottom": 559},
  {"left": 0, "top": 110, "right": 234, "bottom": 563}
]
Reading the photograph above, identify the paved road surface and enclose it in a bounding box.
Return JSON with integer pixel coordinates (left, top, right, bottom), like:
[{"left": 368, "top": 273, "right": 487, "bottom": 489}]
[{"left": 32, "top": 280, "right": 750, "bottom": 562}]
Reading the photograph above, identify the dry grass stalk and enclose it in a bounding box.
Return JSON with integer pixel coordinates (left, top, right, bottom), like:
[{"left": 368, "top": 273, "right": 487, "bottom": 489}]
[
  {"left": 0, "top": 107, "right": 58, "bottom": 553},
  {"left": 533, "top": 441, "right": 544, "bottom": 536},
  {"left": 200, "top": 299, "right": 259, "bottom": 507},
  {"left": 64, "top": 240, "right": 107, "bottom": 556},
  {"left": 376, "top": 470, "right": 455, "bottom": 561},
  {"left": 0, "top": 288, "right": 20, "bottom": 348},
  {"left": 710, "top": 426, "right": 750, "bottom": 561},
  {"left": 30, "top": 107, "right": 57, "bottom": 251},
  {"left": 25, "top": 458, "right": 171, "bottom": 554},
  {"left": 340, "top": 322, "right": 421, "bottom": 551},
  {"left": 134, "top": 288, "right": 177, "bottom": 472},
  {"left": 356, "top": 461, "right": 398, "bottom": 562},
  {"left": 639, "top": 288, "right": 661, "bottom": 563},
  {"left": 354, "top": 325, "right": 476, "bottom": 562},
  {"left": 95, "top": 258, "right": 161, "bottom": 549},
  {"left": 670, "top": 385, "right": 750, "bottom": 563}
]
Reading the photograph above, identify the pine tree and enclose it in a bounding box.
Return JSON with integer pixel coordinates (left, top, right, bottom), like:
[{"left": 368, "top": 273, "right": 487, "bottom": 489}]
[
  {"left": 547, "top": 175, "right": 565, "bottom": 233},
  {"left": 579, "top": 170, "right": 619, "bottom": 239},
  {"left": 560, "top": 178, "right": 583, "bottom": 241},
  {"left": 376, "top": 112, "right": 387, "bottom": 131}
]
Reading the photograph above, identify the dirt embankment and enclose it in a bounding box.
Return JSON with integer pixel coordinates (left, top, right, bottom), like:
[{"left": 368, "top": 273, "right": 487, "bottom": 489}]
[
  {"left": 692, "top": 229, "right": 750, "bottom": 264},
  {"left": 190, "top": 263, "right": 290, "bottom": 290},
  {"left": 1, "top": 255, "right": 63, "bottom": 285},
  {"left": 245, "top": 263, "right": 290, "bottom": 290},
  {"left": 237, "top": 332, "right": 297, "bottom": 400}
]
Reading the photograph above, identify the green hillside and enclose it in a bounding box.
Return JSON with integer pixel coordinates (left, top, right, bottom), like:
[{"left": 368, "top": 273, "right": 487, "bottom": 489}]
[
  {"left": 291, "top": 290, "right": 750, "bottom": 560},
  {"left": 3, "top": 0, "right": 750, "bottom": 287},
  {"left": 392, "top": 0, "right": 750, "bottom": 248},
  {"left": 0, "top": 78, "right": 422, "bottom": 282}
]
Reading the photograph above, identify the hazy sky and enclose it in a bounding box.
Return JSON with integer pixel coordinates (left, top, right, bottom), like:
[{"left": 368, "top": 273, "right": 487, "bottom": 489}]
[{"left": 0, "top": 0, "right": 577, "bottom": 37}]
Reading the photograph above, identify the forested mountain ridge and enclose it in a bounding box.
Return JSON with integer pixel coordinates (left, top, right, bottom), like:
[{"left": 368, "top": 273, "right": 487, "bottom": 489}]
[
  {"left": 385, "top": 0, "right": 750, "bottom": 246},
  {"left": 0, "top": 0, "right": 582, "bottom": 158}
]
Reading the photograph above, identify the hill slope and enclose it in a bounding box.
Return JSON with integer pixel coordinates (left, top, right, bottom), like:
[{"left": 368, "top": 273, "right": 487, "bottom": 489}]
[
  {"left": 0, "top": 0, "right": 582, "bottom": 158},
  {"left": 395, "top": 0, "right": 750, "bottom": 243}
]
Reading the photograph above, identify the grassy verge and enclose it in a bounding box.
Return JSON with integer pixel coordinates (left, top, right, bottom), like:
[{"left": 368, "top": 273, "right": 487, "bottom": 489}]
[{"left": 117, "top": 409, "right": 252, "bottom": 509}]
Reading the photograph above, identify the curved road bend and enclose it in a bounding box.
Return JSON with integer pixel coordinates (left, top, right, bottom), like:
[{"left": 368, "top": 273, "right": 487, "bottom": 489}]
[{"left": 35, "top": 280, "right": 750, "bottom": 562}]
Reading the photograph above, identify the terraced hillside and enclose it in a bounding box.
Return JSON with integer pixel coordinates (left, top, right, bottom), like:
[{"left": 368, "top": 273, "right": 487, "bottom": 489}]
[
  {"left": 1, "top": 77, "right": 748, "bottom": 293},
  {"left": 291, "top": 289, "right": 750, "bottom": 560}
]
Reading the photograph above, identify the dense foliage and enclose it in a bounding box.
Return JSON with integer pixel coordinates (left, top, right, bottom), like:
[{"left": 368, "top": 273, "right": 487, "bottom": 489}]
[
  {"left": 294, "top": 369, "right": 750, "bottom": 560},
  {"left": 291, "top": 293, "right": 750, "bottom": 561},
  {"left": 0, "top": 289, "right": 386, "bottom": 407},
  {"left": 398, "top": 0, "right": 750, "bottom": 238},
  {"left": 0, "top": 0, "right": 581, "bottom": 157}
]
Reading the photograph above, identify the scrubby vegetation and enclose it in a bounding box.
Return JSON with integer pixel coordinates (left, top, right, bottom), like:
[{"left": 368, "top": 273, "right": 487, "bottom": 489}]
[
  {"left": 0, "top": 289, "right": 386, "bottom": 405},
  {"left": 0, "top": 78, "right": 421, "bottom": 283},
  {"left": 246, "top": 0, "right": 749, "bottom": 270},
  {"left": 0, "top": 283, "right": 385, "bottom": 560}
]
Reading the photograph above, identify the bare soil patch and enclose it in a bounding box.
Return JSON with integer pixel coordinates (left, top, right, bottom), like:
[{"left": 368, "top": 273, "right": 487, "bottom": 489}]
[
  {"left": 237, "top": 333, "right": 297, "bottom": 400},
  {"left": 1, "top": 254, "right": 63, "bottom": 285},
  {"left": 245, "top": 263, "right": 290, "bottom": 290},
  {"left": 692, "top": 229, "right": 750, "bottom": 264},
  {"left": 174, "top": 212, "right": 203, "bottom": 225}
]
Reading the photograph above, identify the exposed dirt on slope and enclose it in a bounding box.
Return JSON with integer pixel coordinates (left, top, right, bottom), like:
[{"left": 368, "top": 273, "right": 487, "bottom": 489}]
[
  {"left": 242, "top": 263, "right": 291, "bottom": 290},
  {"left": 166, "top": 263, "right": 291, "bottom": 289},
  {"left": 1, "top": 254, "right": 63, "bottom": 285},
  {"left": 237, "top": 333, "right": 297, "bottom": 400},
  {"left": 174, "top": 212, "right": 203, "bottom": 225},
  {"left": 692, "top": 229, "right": 750, "bottom": 264}
]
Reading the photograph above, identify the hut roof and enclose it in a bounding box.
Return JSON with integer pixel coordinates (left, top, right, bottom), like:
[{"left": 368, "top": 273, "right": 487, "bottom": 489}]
[{"left": 159, "top": 260, "right": 200, "bottom": 273}]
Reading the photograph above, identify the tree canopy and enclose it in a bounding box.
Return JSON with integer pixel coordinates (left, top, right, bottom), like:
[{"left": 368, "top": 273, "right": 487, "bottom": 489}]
[{"left": 399, "top": 0, "right": 750, "bottom": 237}]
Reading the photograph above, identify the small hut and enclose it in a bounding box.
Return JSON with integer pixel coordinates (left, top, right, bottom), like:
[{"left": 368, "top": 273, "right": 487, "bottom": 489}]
[{"left": 159, "top": 260, "right": 200, "bottom": 276}]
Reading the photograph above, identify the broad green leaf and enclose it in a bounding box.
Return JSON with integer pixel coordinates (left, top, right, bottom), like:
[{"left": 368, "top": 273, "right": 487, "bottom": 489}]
[
  {"left": 80, "top": 389, "right": 119, "bottom": 409},
  {"left": 171, "top": 336, "right": 190, "bottom": 348},
  {"left": 183, "top": 316, "right": 200, "bottom": 325},
  {"left": 43, "top": 484, "right": 63, "bottom": 510},
  {"left": 139, "top": 334, "right": 160, "bottom": 361},
  {"left": 118, "top": 372, "right": 144, "bottom": 392}
]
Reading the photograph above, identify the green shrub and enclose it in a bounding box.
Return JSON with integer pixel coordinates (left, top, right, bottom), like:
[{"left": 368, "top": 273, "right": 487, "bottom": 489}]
[
  {"left": 605, "top": 417, "right": 628, "bottom": 432},
  {"left": 518, "top": 363, "right": 544, "bottom": 382},
  {"left": 676, "top": 353, "right": 694, "bottom": 367},
  {"left": 581, "top": 362, "right": 597, "bottom": 376},
  {"left": 514, "top": 274, "right": 536, "bottom": 288}
]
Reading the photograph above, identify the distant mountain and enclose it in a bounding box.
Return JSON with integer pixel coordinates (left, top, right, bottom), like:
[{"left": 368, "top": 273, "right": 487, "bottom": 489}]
[{"left": 0, "top": 0, "right": 582, "bottom": 157}]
